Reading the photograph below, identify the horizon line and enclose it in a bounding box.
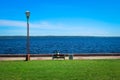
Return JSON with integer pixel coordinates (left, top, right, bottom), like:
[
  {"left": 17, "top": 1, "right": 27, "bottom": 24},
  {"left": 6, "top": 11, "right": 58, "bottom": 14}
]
[{"left": 0, "top": 35, "right": 120, "bottom": 37}]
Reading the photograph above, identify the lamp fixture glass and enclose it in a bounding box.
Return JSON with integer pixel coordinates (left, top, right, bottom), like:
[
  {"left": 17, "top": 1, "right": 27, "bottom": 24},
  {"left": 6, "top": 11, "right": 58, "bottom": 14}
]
[{"left": 26, "top": 11, "right": 30, "bottom": 17}]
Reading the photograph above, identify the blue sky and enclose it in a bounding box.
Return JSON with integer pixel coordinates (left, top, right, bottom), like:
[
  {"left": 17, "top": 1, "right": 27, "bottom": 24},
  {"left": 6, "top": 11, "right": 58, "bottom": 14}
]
[{"left": 0, "top": 0, "right": 120, "bottom": 36}]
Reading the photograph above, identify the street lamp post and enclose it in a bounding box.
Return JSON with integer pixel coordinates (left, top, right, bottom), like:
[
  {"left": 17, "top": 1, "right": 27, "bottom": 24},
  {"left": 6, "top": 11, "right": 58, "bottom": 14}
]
[{"left": 25, "top": 11, "right": 30, "bottom": 61}]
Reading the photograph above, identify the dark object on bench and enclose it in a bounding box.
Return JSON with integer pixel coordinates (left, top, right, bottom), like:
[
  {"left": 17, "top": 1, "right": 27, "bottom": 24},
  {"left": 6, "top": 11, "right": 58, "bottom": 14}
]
[{"left": 52, "top": 54, "right": 65, "bottom": 60}]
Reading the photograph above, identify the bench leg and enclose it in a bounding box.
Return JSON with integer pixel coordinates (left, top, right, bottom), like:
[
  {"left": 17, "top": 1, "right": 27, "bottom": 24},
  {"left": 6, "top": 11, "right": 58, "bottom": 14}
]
[{"left": 52, "top": 56, "right": 54, "bottom": 60}]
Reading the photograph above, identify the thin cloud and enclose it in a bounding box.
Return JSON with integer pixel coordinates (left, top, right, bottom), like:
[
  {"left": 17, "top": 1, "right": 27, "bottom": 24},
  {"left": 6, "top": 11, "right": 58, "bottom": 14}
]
[
  {"left": 0, "top": 20, "right": 26, "bottom": 27},
  {"left": 0, "top": 19, "right": 119, "bottom": 36},
  {"left": 0, "top": 19, "right": 61, "bottom": 29}
]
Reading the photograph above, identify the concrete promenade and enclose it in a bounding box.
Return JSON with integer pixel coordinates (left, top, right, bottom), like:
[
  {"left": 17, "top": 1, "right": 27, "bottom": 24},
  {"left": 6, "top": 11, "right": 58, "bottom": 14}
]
[{"left": 0, "top": 54, "right": 120, "bottom": 61}]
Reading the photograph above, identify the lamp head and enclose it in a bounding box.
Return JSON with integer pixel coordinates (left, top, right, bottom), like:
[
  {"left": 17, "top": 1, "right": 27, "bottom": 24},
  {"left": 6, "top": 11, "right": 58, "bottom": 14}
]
[{"left": 25, "top": 11, "right": 30, "bottom": 18}]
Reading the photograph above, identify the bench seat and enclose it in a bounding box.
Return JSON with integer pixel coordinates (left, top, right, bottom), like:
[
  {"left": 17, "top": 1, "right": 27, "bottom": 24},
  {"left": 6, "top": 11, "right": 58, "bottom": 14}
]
[{"left": 52, "top": 54, "right": 65, "bottom": 60}]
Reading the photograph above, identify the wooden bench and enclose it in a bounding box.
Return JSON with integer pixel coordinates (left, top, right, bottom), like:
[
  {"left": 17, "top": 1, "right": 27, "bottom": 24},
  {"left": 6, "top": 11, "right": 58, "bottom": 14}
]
[{"left": 52, "top": 54, "right": 65, "bottom": 60}]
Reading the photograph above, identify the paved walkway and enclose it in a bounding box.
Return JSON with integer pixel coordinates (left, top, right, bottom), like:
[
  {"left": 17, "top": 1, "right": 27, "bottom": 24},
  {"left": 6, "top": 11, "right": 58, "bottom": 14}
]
[{"left": 0, "top": 56, "right": 120, "bottom": 61}]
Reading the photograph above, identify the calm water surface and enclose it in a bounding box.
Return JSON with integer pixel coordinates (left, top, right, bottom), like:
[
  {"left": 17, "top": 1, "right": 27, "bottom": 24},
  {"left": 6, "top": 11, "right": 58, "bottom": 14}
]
[{"left": 0, "top": 36, "right": 120, "bottom": 54}]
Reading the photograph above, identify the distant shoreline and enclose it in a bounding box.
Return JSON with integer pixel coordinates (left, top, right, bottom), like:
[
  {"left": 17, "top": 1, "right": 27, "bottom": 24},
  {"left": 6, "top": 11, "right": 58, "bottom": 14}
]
[{"left": 0, "top": 36, "right": 120, "bottom": 38}]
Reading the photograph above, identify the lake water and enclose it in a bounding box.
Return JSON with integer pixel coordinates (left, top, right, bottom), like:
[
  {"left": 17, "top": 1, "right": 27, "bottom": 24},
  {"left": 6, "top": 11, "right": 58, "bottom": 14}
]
[{"left": 0, "top": 36, "right": 120, "bottom": 54}]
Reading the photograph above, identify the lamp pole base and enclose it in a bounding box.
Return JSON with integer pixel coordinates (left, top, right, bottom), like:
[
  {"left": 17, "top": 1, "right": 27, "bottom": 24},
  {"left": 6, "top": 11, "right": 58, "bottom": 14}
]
[{"left": 26, "top": 54, "right": 30, "bottom": 61}]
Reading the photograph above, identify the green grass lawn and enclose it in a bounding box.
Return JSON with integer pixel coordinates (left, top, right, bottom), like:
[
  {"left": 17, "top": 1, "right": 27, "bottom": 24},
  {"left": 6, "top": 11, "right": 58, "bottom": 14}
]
[{"left": 0, "top": 59, "right": 120, "bottom": 80}]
